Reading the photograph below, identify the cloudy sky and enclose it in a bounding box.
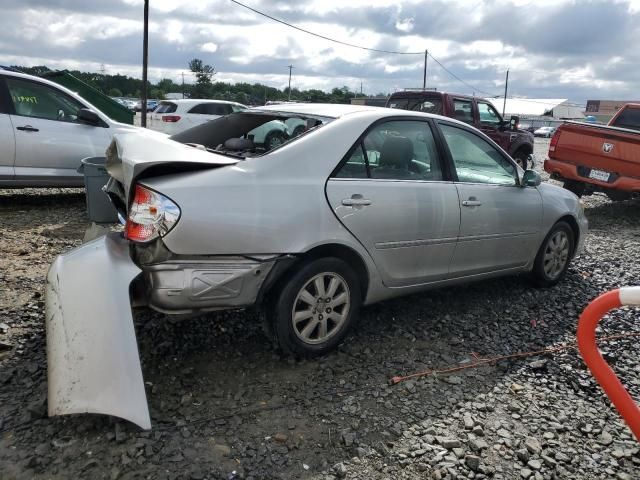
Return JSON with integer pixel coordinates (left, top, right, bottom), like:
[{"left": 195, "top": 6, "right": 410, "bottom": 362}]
[{"left": 1, "top": 0, "right": 639, "bottom": 103}]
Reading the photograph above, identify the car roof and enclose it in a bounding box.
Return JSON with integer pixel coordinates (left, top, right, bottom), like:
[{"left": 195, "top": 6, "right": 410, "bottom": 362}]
[
  {"left": 159, "top": 99, "right": 246, "bottom": 107},
  {"left": 252, "top": 103, "right": 390, "bottom": 118}
]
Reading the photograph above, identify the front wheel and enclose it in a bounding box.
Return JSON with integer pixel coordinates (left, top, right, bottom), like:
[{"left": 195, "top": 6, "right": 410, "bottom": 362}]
[
  {"left": 513, "top": 150, "right": 530, "bottom": 170},
  {"left": 264, "top": 130, "right": 286, "bottom": 151},
  {"left": 269, "top": 257, "right": 361, "bottom": 356},
  {"left": 531, "top": 221, "right": 574, "bottom": 287}
]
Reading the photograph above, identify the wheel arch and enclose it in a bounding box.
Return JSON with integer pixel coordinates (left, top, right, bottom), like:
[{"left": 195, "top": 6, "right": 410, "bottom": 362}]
[
  {"left": 556, "top": 214, "right": 580, "bottom": 256},
  {"left": 256, "top": 243, "right": 370, "bottom": 306}
]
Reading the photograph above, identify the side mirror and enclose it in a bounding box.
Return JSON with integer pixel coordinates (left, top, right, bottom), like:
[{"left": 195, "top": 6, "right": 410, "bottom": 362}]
[
  {"left": 509, "top": 115, "right": 520, "bottom": 131},
  {"left": 78, "top": 108, "right": 100, "bottom": 126},
  {"left": 521, "top": 169, "right": 541, "bottom": 187}
]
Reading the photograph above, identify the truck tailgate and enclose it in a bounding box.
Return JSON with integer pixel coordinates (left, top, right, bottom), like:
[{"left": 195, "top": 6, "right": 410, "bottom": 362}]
[{"left": 550, "top": 123, "right": 640, "bottom": 179}]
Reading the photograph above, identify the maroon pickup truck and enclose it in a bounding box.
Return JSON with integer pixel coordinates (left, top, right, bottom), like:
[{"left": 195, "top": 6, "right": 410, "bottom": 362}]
[{"left": 386, "top": 90, "right": 535, "bottom": 169}]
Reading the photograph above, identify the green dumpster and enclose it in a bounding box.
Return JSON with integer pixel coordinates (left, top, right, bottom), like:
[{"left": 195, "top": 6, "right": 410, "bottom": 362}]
[{"left": 43, "top": 70, "right": 134, "bottom": 125}]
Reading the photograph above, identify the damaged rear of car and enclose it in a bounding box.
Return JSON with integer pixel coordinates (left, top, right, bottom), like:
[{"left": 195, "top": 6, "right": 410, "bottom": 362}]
[{"left": 45, "top": 106, "right": 372, "bottom": 429}]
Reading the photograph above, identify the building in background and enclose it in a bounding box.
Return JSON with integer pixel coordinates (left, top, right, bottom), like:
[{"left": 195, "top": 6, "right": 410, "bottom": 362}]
[
  {"left": 488, "top": 98, "right": 584, "bottom": 130},
  {"left": 585, "top": 100, "right": 640, "bottom": 123}
]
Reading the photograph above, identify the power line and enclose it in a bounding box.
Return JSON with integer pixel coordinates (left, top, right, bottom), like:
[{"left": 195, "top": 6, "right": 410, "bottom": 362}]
[
  {"left": 229, "top": 0, "right": 424, "bottom": 55},
  {"left": 427, "top": 53, "right": 499, "bottom": 97}
]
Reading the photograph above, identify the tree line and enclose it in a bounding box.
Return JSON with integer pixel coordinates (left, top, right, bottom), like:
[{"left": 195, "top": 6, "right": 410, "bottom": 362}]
[{"left": 12, "top": 59, "right": 383, "bottom": 106}]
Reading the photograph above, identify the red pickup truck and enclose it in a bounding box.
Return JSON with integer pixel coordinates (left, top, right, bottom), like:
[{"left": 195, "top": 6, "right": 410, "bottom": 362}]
[
  {"left": 386, "top": 90, "right": 535, "bottom": 169},
  {"left": 545, "top": 103, "right": 640, "bottom": 200}
]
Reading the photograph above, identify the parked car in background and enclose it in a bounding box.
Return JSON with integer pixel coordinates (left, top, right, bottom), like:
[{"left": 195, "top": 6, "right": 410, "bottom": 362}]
[
  {"left": 534, "top": 126, "right": 556, "bottom": 137},
  {"left": 134, "top": 99, "right": 158, "bottom": 112},
  {"left": 148, "top": 99, "right": 247, "bottom": 135},
  {"left": 46, "top": 103, "right": 587, "bottom": 428},
  {"left": 386, "top": 90, "right": 535, "bottom": 169},
  {"left": 545, "top": 103, "right": 640, "bottom": 200},
  {"left": 0, "top": 69, "right": 146, "bottom": 187}
]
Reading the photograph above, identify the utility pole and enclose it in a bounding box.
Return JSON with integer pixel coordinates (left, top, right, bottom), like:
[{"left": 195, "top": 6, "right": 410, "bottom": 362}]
[
  {"left": 423, "top": 49, "right": 428, "bottom": 89},
  {"left": 502, "top": 69, "right": 509, "bottom": 118},
  {"left": 141, "top": 0, "right": 149, "bottom": 127},
  {"left": 181, "top": 72, "right": 185, "bottom": 99},
  {"left": 360, "top": 81, "right": 363, "bottom": 96},
  {"left": 287, "top": 65, "right": 293, "bottom": 101}
]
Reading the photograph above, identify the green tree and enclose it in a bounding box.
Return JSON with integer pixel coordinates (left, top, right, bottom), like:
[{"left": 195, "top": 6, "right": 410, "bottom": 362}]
[
  {"left": 108, "top": 88, "right": 123, "bottom": 97},
  {"left": 188, "top": 58, "right": 216, "bottom": 98}
]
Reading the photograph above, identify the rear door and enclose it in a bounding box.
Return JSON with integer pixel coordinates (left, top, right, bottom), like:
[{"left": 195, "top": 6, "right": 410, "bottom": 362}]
[
  {"left": 5, "top": 75, "right": 112, "bottom": 185},
  {"left": 0, "top": 76, "right": 16, "bottom": 181},
  {"left": 325, "top": 118, "right": 460, "bottom": 287},
  {"left": 437, "top": 121, "right": 542, "bottom": 276}
]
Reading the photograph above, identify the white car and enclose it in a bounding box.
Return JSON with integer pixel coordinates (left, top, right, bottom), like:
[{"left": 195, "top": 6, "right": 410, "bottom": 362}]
[
  {"left": 0, "top": 69, "right": 144, "bottom": 187},
  {"left": 534, "top": 126, "right": 556, "bottom": 138},
  {"left": 148, "top": 99, "right": 247, "bottom": 135}
]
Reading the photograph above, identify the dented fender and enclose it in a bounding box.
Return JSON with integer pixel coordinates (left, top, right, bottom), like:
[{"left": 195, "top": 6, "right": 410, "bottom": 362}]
[{"left": 46, "top": 233, "right": 151, "bottom": 429}]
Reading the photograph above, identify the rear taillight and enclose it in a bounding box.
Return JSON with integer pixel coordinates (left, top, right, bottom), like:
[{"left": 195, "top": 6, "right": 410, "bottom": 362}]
[
  {"left": 549, "top": 129, "right": 561, "bottom": 153},
  {"left": 125, "top": 184, "right": 180, "bottom": 243},
  {"left": 162, "top": 115, "right": 181, "bottom": 122}
]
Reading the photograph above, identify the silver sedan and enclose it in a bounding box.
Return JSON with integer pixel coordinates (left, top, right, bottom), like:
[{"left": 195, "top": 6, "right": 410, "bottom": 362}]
[{"left": 46, "top": 104, "right": 587, "bottom": 428}]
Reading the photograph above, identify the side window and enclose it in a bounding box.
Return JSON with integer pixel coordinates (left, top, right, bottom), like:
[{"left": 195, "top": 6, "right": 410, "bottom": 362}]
[
  {"left": 477, "top": 102, "right": 502, "bottom": 125},
  {"left": 155, "top": 102, "right": 177, "bottom": 114},
  {"left": 6, "top": 77, "right": 85, "bottom": 122},
  {"left": 335, "top": 144, "right": 368, "bottom": 179},
  {"left": 231, "top": 104, "right": 247, "bottom": 112},
  {"left": 440, "top": 124, "right": 517, "bottom": 185},
  {"left": 333, "top": 120, "right": 443, "bottom": 181},
  {"left": 452, "top": 99, "right": 473, "bottom": 123}
]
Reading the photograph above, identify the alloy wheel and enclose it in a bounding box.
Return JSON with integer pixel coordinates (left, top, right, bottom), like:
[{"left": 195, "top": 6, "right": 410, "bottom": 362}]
[
  {"left": 543, "top": 230, "right": 570, "bottom": 279},
  {"left": 291, "top": 272, "right": 350, "bottom": 345}
]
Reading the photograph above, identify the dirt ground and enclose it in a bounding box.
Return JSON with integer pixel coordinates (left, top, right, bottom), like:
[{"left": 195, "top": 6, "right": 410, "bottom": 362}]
[{"left": 1, "top": 139, "right": 639, "bottom": 480}]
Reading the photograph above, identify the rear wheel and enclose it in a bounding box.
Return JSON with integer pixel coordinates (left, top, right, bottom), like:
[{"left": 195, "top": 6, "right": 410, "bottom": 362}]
[
  {"left": 268, "top": 257, "right": 361, "bottom": 356},
  {"left": 532, "top": 221, "right": 574, "bottom": 287},
  {"left": 563, "top": 180, "right": 585, "bottom": 198}
]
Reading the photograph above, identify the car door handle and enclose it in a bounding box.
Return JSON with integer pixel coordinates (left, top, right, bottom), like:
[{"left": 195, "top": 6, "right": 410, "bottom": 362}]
[
  {"left": 342, "top": 197, "right": 371, "bottom": 206},
  {"left": 462, "top": 200, "right": 482, "bottom": 207},
  {"left": 16, "top": 125, "right": 39, "bottom": 132}
]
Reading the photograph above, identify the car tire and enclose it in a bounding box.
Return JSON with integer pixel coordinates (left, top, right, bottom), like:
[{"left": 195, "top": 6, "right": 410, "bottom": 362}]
[
  {"left": 291, "top": 125, "right": 306, "bottom": 137},
  {"left": 531, "top": 221, "right": 574, "bottom": 287},
  {"left": 264, "top": 130, "right": 286, "bottom": 150},
  {"left": 269, "top": 257, "right": 361, "bottom": 357},
  {"left": 513, "top": 150, "right": 530, "bottom": 170},
  {"left": 563, "top": 180, "right": 585, "bottom": 198}
]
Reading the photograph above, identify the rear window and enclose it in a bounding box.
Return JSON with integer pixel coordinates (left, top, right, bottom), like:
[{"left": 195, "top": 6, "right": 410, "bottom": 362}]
[
  {"left": 170, "top": 111, "right": 332, "bottom": 158},
  {"left": 155, "top": 102, "right": 177, "bottom": 114},
  {"left": 611, "top": 107, "right": 640, "bottom": 131},
  {"left": 188, "top": 102, "right": 233, "bottom": 115},
  {"left": 388, "top": 97, "right": 443, "bottom": 115}
]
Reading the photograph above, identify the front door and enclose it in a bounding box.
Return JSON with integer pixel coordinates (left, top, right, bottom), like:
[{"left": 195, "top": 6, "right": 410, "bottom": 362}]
[
  {"left": 4, "top": 75, "right": 111, "bottom": 185},
  {"left": 437, "top": 122, "right": 542, "bottom": 277},
  {"left": 476, "top": 100, "right": 510, "bottom": 151},
  {"left": 325, "top": 119, "right": 460, "bottom": 287},
  {"left": 0, "top": 79, "right": 16, "bottom": 181}
]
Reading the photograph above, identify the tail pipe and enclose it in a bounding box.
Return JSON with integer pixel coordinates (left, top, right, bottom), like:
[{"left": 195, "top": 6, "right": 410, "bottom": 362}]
[{"left": 577, "top": 287, "right": 640, "bottom": 440}]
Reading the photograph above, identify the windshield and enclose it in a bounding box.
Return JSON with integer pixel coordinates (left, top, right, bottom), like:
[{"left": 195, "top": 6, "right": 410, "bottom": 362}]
[
  {"left": 170, "top": 111, "right": 332, "bottom": 158},
  {"left": 388, "top": 97, "right": 443, "bottom": 115},
  {"left": 611, "top": 107, "right": 640, "bottom": 131}
]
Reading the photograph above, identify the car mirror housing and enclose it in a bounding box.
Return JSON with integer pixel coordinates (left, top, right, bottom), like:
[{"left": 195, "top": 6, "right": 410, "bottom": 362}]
[
  {"left": 521, "top": 169, "right": 542, "bottom": 187},
  {"left": 78, "top": 108, "right": 101, "bottom": 126},
  {"left": 509, "top": 115, "right": 520, "bottom": 131}
]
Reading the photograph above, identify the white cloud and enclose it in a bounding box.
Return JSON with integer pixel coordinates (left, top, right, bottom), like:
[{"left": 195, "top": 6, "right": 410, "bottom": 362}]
[
  {"left": 395, "top": 18, "right": 414, "bottom": 33},
  {"left": 201, "top": 42, "right": 218, "bottom": 53}
]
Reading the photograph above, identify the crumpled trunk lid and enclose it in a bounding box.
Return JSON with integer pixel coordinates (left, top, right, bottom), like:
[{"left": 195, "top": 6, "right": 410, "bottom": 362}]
[{"left": 105, "top": 131, "right": 239, "bottom": 204}]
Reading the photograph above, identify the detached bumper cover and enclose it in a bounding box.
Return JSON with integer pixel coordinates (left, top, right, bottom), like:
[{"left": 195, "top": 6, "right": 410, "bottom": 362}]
[{"left": 46, "top": 233, "right": 151, "bottom": 429}]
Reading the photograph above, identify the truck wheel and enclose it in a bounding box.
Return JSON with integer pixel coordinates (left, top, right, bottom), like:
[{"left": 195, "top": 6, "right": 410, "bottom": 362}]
[
  {"left": 563, "top": 180, "right": 585, "bottom": 198},
  {"left": 264, "top": 131, "right": 286, "bottom": 151},
  {"left": 531, "top": 221, "right": 574, "bottom": 287},
  {"left": 605, "top": 190, "right": 632, "bottom": 202},
  {"left": 513, "top": 150, "right": 530, "bottom": 170},
  {"left": 268, "top": 257, "right": 361, "bottom": 357}
]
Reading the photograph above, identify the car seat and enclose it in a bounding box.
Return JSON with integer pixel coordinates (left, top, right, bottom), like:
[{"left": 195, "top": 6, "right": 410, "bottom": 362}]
[{"left": 372, "top": 136, "right": 418, "bottom": 179}]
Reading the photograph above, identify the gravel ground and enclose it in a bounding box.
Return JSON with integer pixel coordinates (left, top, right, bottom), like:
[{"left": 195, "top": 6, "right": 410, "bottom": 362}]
[{"left": 1, "top": 139, "right": 639, "bottom": 480}]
